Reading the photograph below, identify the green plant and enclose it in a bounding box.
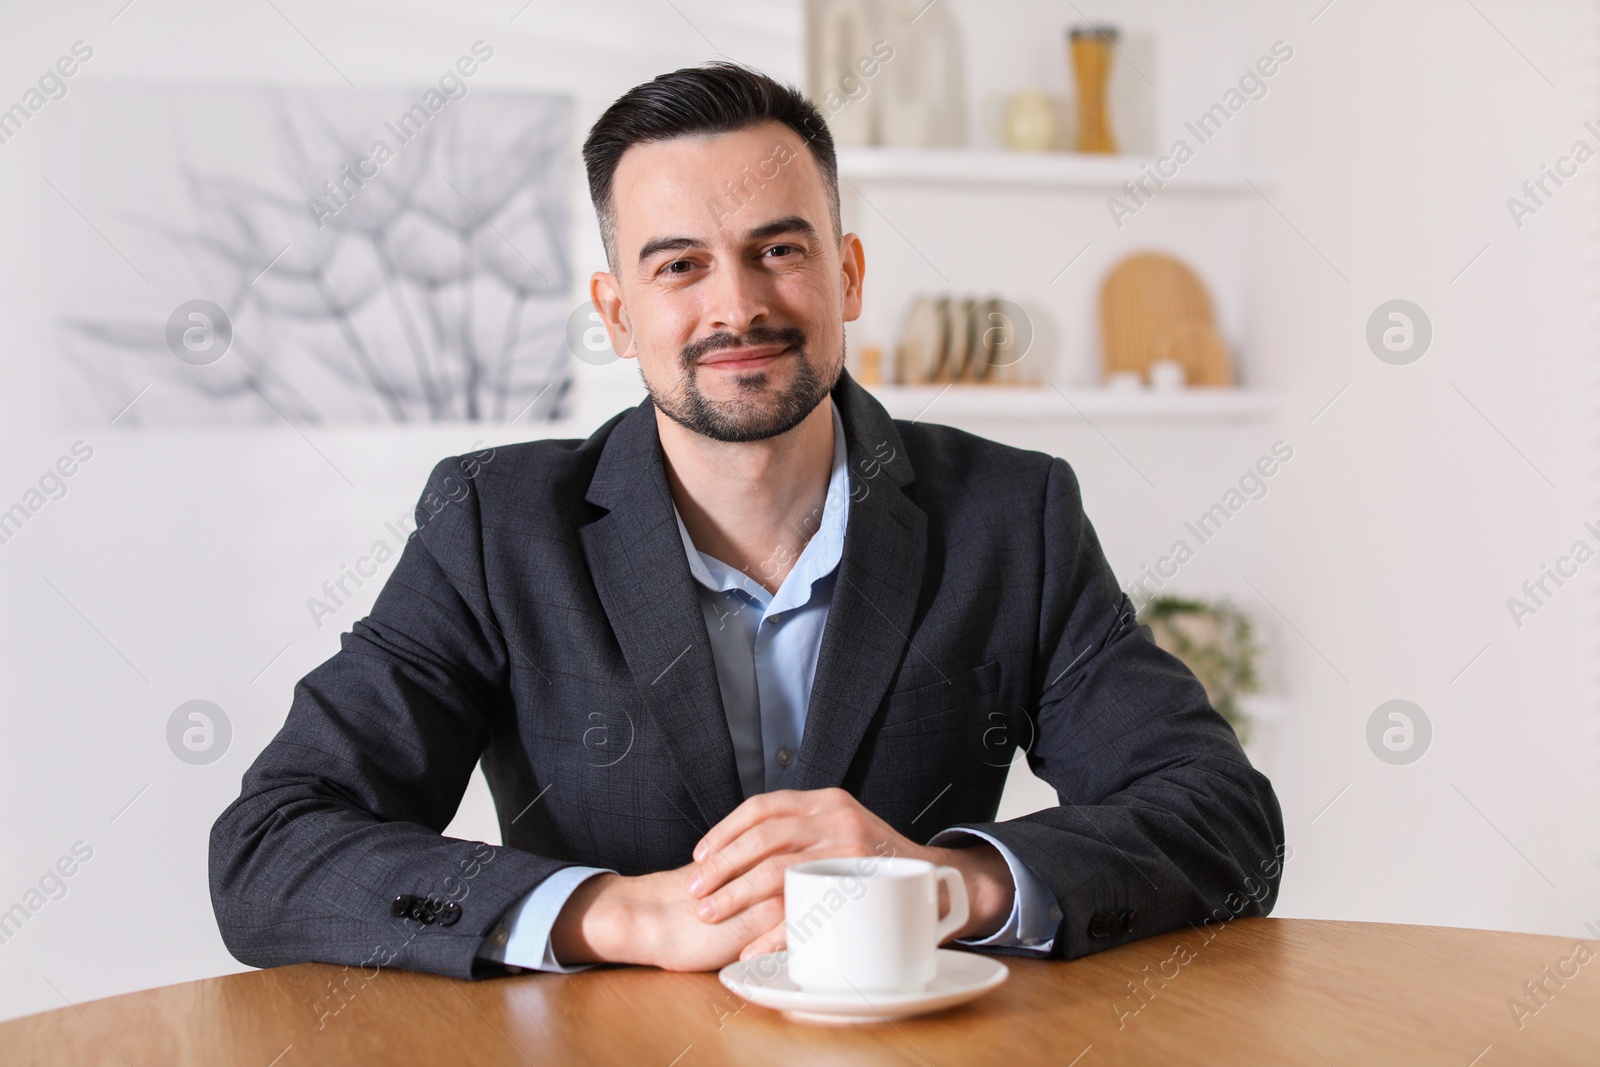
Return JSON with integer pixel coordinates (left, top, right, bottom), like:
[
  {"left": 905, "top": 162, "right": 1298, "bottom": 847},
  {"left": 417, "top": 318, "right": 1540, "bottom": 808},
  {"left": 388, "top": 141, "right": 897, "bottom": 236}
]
[{"left": 1136, "top": 595, "right": 1261, "bottom": 743}]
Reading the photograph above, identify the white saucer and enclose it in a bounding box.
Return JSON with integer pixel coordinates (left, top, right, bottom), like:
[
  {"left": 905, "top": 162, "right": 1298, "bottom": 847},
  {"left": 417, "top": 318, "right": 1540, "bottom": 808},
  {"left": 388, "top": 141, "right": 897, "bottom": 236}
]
[{"left": 718, "top": 949, "right": 1009, "bottom": 1024}]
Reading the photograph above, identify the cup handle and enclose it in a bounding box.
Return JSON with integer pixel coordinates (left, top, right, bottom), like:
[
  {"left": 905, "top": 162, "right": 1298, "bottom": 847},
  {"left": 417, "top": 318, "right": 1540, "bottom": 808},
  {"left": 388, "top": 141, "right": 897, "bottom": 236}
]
[{"left": 932, "top": 866, "right": 969, "bottom": 944}]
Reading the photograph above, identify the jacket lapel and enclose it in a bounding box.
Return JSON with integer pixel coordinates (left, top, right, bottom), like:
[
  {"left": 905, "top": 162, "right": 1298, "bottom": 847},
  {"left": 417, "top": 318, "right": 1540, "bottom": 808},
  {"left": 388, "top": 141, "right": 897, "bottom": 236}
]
[
  {"left": 578, "top": 398, "right": 743, "bottom": 832},
  {"left": 789, "top": 372, "right": 926, "bottom": 791}
]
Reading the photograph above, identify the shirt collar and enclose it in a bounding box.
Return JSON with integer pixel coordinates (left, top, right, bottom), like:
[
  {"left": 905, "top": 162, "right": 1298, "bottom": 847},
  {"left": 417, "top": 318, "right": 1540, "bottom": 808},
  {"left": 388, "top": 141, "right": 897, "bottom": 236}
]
[{"left": 672, "top": 400, "right": 849, "bottom": 612}]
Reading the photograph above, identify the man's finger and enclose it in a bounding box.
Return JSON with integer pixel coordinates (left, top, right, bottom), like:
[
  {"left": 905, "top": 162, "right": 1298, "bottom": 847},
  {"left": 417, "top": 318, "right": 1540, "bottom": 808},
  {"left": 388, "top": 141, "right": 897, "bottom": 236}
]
[
  {"left": 694, "top": 852, "right": 793, "bottom": 922},
  {"left": 690, "top": 815, "right": 808, "bottom": 900},
  {"left": 737, "top": 916, "right": 789, "bottom": 962},
  {"left": 696, "top": 787, "right": 856, "bottom": 861},
  {"left": 692, "top": 789, "right": 812, "bottom": 863}
]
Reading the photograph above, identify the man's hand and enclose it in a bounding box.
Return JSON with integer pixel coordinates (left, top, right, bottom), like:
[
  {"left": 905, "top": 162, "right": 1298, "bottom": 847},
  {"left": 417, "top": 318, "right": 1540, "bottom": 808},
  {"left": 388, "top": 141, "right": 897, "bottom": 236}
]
[
  {"left": 549, "top": 862, "right": 784, "bottom": 972},
  {"left": 685, "top": 787, "right": 1017, "bottom": 960}
]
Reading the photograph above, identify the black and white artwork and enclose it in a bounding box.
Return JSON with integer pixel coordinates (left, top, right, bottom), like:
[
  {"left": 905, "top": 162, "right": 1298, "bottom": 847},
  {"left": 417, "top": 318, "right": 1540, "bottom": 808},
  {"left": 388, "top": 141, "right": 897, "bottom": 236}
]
[{"left": 48, "top": 80, "right": 574, "bottom": 424}]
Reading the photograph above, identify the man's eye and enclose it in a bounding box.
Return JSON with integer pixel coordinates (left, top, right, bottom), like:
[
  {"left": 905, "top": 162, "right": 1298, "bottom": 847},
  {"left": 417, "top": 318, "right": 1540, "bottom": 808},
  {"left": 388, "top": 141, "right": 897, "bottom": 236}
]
[
  {"left": 766, "top": 245, "right": 799, "bottom": 258},
  {"left": 664, "top": 260, "right": 694, "bottom": 274}
]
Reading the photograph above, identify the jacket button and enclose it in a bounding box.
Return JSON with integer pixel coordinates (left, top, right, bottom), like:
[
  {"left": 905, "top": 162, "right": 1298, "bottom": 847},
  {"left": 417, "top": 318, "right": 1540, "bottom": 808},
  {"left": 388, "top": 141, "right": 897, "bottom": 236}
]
[
  {"left": 1122, "top": 909, "right": 1138, "bottom": 934},
  {"left": 440, "top": 902, "right": 462, "bottom": 927},
  {"left": 391, "top": 895, "right": 414, "bottom": 918},
  {"left": 1087, "top": 911, "right": 1121, "bottom": 938}
]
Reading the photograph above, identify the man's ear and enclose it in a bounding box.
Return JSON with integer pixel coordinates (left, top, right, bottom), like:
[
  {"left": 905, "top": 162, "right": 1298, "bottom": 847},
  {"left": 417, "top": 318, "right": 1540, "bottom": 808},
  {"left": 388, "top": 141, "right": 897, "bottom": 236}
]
[
  {"left": 590, "top": 270, "right": 636, "bottom": 359},
  {"left": 839, "top": 232, "right": 865, "bottom": 323}
]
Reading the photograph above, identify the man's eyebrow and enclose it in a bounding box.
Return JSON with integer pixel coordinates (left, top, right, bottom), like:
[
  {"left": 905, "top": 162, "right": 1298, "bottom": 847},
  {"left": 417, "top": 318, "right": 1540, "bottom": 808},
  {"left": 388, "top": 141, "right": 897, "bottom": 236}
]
[
  {"left": 745, "top": 215, "right": 819, "bottom": 243},
  {"left": 634, "top": 216, "right": 820, "bottom": 266},
  {"left": 636, "top": 235, "right": 703, "bottom": 264}
]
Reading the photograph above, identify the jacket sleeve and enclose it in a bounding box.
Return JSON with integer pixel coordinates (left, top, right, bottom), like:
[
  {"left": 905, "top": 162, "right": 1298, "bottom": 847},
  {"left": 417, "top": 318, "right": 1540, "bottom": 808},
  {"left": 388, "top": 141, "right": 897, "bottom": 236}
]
[
  {"left": 940, "top": 456, "right": 1288, "bottom": 960},
  {"left": 208, "top": 454, "right": 578, "bottom": 979}
]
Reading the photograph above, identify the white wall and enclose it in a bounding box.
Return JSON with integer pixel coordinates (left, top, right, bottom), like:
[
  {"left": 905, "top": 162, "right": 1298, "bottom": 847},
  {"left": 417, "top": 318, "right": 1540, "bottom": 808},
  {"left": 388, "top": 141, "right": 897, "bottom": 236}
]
[
  {"left": 1236, "top": 0, "right": 1600, "bottom": 936},
  {"left": 1, "top": 0, "right": 1596, "bottom": 1027}
]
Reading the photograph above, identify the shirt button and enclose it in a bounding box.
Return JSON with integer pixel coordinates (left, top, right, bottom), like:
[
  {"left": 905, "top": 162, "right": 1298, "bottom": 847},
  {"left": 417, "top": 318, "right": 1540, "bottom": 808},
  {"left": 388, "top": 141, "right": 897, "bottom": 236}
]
[
  {"left": 492, "top": 927, "right": 509, "bottom": 947},
  {"left": 1049, "top": 905, "right": 1063, "bottom": 922},
  {"left": 775, "top": 748, "right": 793, "bottom": 767}
]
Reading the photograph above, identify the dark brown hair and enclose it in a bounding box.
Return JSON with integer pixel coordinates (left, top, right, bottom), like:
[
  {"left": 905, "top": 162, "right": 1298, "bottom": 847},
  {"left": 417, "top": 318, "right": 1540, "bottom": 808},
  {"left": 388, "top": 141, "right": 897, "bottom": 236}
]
[{"left": 581, "top": 60, "right": 840, "bottom": 272}]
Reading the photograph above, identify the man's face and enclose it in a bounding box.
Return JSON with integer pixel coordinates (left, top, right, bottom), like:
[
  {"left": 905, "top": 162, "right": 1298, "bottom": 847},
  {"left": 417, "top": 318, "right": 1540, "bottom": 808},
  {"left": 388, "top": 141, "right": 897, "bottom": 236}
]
[{"left": 593, "top": 121, "right": 864, "bottom": 443}]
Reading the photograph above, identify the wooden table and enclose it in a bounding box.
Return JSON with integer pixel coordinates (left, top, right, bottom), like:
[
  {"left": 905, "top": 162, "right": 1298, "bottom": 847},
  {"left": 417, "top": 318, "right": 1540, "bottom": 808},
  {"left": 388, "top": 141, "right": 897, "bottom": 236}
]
[{"left": 3, "top": 919, "right": 1596, "bottom": 1065}]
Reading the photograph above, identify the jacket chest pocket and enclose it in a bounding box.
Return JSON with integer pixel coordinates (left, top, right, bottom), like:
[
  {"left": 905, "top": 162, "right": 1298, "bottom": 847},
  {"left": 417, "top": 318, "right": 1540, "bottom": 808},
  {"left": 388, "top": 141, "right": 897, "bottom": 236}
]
[
  {"left": 857, "top": 659, "right": 1015, "bottom": 831},
  {"left": 875, "top": 659, "right": 1002, "bottom": 736},
  {"left": 871, "top": 659, "right": 1027, "bottom": 770}
]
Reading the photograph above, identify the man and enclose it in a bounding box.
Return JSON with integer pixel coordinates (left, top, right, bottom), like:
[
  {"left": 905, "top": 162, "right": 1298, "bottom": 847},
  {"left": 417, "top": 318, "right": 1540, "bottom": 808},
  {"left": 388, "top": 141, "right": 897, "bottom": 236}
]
[{"left": 210, "top": 61, "right": 1284, "bottom": 980}]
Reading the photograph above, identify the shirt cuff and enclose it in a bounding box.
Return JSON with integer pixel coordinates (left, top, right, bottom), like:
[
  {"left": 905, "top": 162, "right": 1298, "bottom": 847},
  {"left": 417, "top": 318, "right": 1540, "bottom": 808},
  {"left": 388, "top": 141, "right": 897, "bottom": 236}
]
[
  {"left": 475, "top": 865, "right": 616, "bottom": 973},
  {"left": 929, "top": 828, "right": 1059, "bottom": 954}
]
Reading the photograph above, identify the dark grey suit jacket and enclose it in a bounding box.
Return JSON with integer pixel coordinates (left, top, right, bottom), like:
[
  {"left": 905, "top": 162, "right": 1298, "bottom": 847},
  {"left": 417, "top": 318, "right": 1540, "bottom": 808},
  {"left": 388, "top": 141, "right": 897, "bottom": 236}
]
[{"left": 209, "top": 369, "right": 1284, "bottom": 980}]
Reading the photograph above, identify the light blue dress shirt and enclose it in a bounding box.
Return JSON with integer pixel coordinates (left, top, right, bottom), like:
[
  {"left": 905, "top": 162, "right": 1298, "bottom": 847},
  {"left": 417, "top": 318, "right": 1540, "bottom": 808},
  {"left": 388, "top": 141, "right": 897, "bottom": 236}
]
[{"left": 476, "top": 402, "right": 1060, "bottom": 973}]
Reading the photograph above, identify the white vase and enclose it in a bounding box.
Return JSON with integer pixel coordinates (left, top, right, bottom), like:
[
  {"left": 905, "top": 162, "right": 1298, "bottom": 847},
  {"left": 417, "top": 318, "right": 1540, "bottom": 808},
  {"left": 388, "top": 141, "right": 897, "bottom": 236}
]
[
  {"left": 810, "top": 0, "right": 877, "bottom": 146},
  {"left": 877, "top": 0, "right": 965, "bottom": 148}
]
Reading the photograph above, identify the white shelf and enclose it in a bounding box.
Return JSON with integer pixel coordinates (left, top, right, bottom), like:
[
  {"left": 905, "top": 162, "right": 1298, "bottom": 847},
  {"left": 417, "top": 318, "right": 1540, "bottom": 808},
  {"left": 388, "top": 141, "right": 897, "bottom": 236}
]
[
  {"left": 835, "top": 146, "right": 1264, "bottom": 193},
  {"left": 865, "top": 384, "right": 1280, "bottom": 423}
]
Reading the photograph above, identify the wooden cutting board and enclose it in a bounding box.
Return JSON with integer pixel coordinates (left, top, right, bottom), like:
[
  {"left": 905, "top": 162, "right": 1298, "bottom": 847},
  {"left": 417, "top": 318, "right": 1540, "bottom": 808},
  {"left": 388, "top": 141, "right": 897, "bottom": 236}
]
[{"left": 1100, "top": 252, "right": 1233, "bottom": 386}]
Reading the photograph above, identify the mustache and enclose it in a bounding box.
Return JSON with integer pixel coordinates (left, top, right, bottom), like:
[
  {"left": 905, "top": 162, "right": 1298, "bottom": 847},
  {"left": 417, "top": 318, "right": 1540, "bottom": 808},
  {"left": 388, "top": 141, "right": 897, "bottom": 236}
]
[{"left": 682, "top": 325, "right": 806, "bottom": 366}]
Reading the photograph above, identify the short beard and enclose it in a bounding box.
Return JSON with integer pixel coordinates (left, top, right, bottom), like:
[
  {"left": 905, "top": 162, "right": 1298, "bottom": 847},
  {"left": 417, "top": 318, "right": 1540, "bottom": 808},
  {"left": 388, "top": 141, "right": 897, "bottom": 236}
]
[{"left": 645, "top": 325, "right": 842, "bottom": 444}]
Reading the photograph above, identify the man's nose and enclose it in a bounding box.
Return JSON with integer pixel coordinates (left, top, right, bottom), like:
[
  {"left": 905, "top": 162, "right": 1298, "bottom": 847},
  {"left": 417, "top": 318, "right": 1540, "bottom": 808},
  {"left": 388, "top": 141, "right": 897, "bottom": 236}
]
[{"left": 703, "top": 259, "right": 771, "bottom": 335}]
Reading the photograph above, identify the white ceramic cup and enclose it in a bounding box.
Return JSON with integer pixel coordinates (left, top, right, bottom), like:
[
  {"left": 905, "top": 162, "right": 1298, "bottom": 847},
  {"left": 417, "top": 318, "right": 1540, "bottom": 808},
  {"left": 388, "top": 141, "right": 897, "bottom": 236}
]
[{"left": 784, "top": 856, "right": 969, "bottom": 994}]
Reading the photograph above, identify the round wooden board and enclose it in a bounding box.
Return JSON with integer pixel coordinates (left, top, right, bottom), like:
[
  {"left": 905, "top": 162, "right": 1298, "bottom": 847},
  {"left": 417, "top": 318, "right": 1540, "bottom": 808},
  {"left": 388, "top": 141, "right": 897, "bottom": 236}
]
[{"left": 1100, "top": 252, "right": 1233, "bottom": 386}]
